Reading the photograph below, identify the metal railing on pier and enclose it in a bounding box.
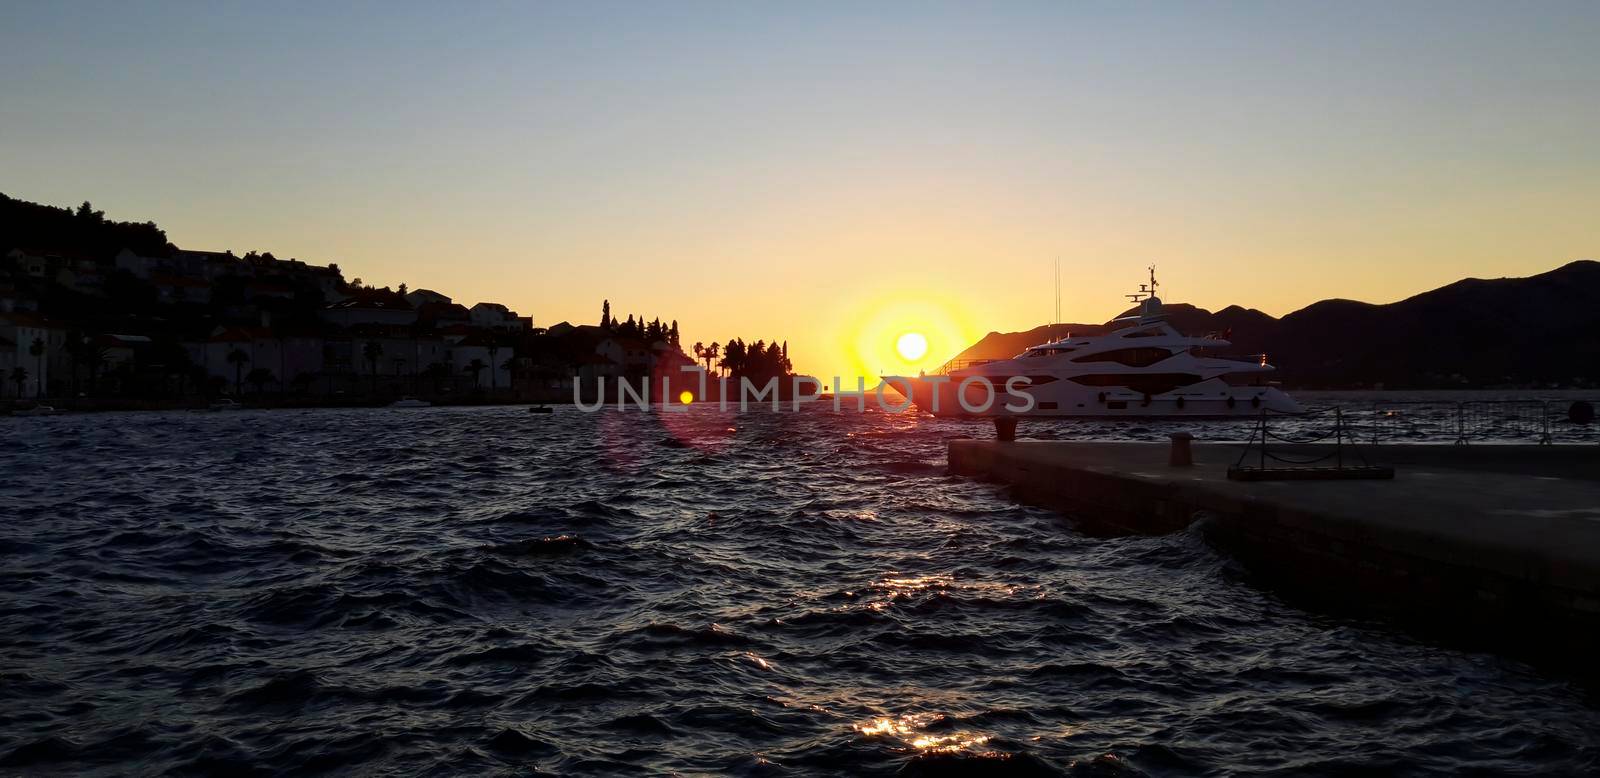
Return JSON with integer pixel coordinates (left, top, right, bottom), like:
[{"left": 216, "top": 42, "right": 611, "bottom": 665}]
[
  {"left": 1231, "top": 406, "right": 1393, "bottom": 480},
  {"left": 1366, "top": 400, "right": 1569, "bottom": 445}
]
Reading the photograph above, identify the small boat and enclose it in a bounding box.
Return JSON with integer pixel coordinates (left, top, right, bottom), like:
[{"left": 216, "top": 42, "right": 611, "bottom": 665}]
[
  {"left": 388, "top": 397, "right": 431, "bottom": 408},
  {"left": 208, "top": 399, "right": 242, "bottom": 411},
  {"left": 13, "top": 405, "right": 57, "bottom": 417},
  {"left": 528, "top": 405, "right": 553, "bottom": 414}
]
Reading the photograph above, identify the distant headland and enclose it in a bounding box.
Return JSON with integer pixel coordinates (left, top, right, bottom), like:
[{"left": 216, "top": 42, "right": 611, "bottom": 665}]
[
  {"left": 951, "top": 260, "right": 1600, "bottom": 390},
  {"left": 0, "top": 193, "right": 793, "bottom": 408}
]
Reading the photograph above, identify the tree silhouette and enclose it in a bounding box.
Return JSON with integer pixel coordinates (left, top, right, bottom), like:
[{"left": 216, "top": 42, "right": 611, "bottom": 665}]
[
  {"left": 226, "top": 347, "right": 249, "bottom": 396},
  {"left": 466, "top": 358, "right": 487, "bottom": 389},
  {"left": 9, "top": 367, "right": 26, "bottom": 399},
  {"left": 601, "top": 299, "right": 612, "bottom": 329},
  {"left": 487, "top": 343, "right": 500, "bottom": 392}
]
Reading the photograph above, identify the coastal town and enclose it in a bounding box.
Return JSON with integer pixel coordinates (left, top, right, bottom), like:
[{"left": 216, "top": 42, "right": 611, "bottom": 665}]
[{"left": 0, "top": 195, "right": 791, "bottom": 409}]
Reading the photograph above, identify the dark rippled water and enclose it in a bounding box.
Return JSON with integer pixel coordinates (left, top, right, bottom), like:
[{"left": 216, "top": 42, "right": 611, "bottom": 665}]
[{"left": 5, "top": 402, "right": 1599, "bottom": 775}]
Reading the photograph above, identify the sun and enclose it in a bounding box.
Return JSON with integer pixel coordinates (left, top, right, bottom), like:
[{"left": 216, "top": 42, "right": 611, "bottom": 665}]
[{"left": 896, "top": 332, "right": 929, "bottom": 362}]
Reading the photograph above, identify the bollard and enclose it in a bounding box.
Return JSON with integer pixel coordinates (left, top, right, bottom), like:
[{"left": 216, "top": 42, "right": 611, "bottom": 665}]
[
  {"left": 1169, "top": 432, "right": 1194, "bottom": 466},
  {"left": 994, "top": 417, "right": 1018, "bottom": 442}
]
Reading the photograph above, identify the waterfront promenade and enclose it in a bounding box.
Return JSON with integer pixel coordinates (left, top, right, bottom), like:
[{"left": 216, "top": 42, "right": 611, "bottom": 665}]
[{"left": 949, "top": 439, "right": 1600, "bottom": 667}]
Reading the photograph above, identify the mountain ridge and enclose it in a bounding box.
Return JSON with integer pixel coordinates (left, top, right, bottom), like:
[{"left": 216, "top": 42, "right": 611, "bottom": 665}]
[{"left": 950, "top": 260, "right": 1600, "bottom": 388}]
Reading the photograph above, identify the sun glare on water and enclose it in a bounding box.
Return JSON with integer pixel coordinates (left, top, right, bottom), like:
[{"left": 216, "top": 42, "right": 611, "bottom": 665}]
[{"left": 896, "top": 332, "right": 929, "bottom": 362}]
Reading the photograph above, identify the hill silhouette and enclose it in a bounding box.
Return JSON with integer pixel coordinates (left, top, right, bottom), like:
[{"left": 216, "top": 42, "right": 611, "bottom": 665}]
[
  {"left": 1, "top": 193, "right": 171, "bottom": 259},
  {"left": 951, "top": 261, "right": 1600, "bottom": 388}
]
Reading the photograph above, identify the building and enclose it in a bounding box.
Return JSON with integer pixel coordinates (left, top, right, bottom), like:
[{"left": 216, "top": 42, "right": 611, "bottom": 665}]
[
  {"left": 189, "top": 326, "right": 323, "bottom": 393},
  {"left": 405, "top": 288, "right": 452, "bottom": 307},
  {"left": 415, "top": 301, "right": 470, "bottom": 329},
  {"left": 469, "top": 302, "right": 529, "bottom": 332},
  {"left": 0, "top": 335, "right": 15, "bottom": 395},
  {"left": 54, "top": 259, "right": 107, "bottom": 295},
  {"left": 151, "top": 274, "right": 213, "bottom": 304},
  {"left": 347, "top": 325, "right": 448, "bottom": 379},
  {"left": 322, "top": 297, "right": 417, "bottom": 328},
  {"left": 450, "top": 334, "right": 512, "bottom": 389},
  {"left": 0, "top": 312, "right": 65, "bottom": 397},
  {"left": 96, "top": 334, "right": 153, "bottom": 368},
  {"left": 595, "top": 337, "right": 654, "bottom": 376}
]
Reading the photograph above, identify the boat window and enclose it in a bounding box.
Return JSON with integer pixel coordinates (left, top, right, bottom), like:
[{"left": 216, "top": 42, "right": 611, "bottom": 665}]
[
  {"left": 1071, "top": 347, "right": 1172, "bottom": 367},
  {"left": 1023, "top": 347, "right": 1074, "bottom": 358},
  {"left": 1068, "top": 373, "right": 1203, "bottom": 395},
  {"left": 961, "top": 375, "right": 1058, "bottom": 386}
]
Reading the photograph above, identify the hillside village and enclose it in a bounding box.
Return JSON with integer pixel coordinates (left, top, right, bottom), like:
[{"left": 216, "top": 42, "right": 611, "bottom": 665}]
[{"left": 0, "top": 195, "right": 790, "bottom": 406}]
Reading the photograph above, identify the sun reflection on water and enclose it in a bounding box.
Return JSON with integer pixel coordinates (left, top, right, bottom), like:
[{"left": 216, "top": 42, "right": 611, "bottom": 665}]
[{"left": 851, "top": 712, "right": 995, "bottom": 756}]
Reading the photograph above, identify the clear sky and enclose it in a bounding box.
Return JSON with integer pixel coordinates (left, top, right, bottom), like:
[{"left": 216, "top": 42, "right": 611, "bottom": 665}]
[{"left": 4, "top": 1, "right": 1597, "bottom": 379}]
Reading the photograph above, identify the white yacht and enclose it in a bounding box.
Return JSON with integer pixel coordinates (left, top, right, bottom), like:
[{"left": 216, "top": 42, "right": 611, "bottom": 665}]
[{"left": 887, "top": 270, "right": 1302, "bottom": 418}]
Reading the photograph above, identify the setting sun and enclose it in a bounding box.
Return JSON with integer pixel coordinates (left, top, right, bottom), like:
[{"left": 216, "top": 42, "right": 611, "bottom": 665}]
[{"left": 896, "top": 332, "right": 929, "bottom": 362}]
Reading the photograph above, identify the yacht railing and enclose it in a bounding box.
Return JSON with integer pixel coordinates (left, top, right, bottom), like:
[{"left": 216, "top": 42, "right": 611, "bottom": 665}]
[{"left": 931, "top": 359, "right": 998, "bottom": 376}]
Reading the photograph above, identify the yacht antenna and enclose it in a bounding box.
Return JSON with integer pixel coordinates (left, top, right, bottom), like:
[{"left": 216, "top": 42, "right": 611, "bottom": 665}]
[
  {"left": 1148, "top": 265, "right": 1158, "bottom": 298},
  {"left": 1053, "top": 258, "right": 1060, "bottom": 328}
]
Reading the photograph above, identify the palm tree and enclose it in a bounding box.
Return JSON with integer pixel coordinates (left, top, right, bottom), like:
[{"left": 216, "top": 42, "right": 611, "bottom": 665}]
[
  {"left": 693, "top": 341, "right": 704, "bottom": 370},
  {"left": 226, "top": 347, "right": 250, "bottom": 396},
  {"left": 246, "top": 368, "right": 275, "bottom": 396},
  {"left": 705, "top": 342, "right": 720, "bottom": 376},
  {"left": 465, "top": 358, "right": 487, "bottom": 390},
  {"left": 28, "top": 337, "right": 45, "bottom": 397},
  {"left": 9, "top": 367, "right": 26, "bottom": 399},
  {"left": 362, "top": 340, "right": 383, "bottom": 395}
]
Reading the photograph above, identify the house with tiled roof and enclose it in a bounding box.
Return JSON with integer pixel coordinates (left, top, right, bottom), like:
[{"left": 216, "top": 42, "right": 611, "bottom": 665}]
[
  {"left": 0, "top": 311, "right": 66, "bottom": 397},
  {"left": 416, "top": 301, "right": 470, "bottom": 329},
  {"left": 469, "top": 302, "right": 530, "bottom": 332},
  {"left": 151, "top": 274, "right": 212, "bottom": 304},
  {"left": 405, "top": 288, "right": 451, "bottom": 307},
  {"left": 322, "top": 297, "right": 417, "bottom": 328}
]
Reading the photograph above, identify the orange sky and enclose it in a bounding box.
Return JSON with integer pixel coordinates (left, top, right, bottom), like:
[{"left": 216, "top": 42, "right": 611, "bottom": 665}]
[{"left": 4, "top": 4, "right": 1597, "bottom": 379}]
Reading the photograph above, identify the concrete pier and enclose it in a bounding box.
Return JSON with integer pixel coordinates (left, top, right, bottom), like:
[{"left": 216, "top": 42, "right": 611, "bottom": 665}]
[{"left": 949, "top": 440, "right": 1600, "bottom": 665}]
